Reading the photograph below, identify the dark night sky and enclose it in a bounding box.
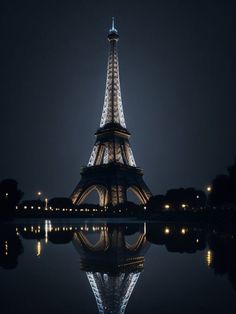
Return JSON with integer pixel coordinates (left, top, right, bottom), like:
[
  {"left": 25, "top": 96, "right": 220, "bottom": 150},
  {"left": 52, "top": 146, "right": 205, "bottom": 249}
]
[{"left": 1, "top": 0, "right": 236, "bottom": 199}]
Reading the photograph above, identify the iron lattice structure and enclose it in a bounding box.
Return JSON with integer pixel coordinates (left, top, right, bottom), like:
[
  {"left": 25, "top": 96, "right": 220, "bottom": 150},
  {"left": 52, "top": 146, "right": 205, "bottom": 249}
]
[{"left": 71, "top": 19, "right": 151, "bottom": 206}]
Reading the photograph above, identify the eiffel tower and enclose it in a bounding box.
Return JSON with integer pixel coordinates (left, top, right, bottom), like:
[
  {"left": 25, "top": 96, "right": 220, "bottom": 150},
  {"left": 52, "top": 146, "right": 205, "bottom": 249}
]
[{"left": 71, "top": 19, "right": 151, "bottom": 207}]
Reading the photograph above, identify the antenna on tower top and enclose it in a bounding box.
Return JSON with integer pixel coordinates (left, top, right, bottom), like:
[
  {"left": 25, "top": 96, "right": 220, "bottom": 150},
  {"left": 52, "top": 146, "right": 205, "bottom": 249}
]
[
  {"left": 112, "top": 17, "right": 115, "bottom": 30},
  {"left": 109, "top": 16, "right": 118, "bottom": 34}
]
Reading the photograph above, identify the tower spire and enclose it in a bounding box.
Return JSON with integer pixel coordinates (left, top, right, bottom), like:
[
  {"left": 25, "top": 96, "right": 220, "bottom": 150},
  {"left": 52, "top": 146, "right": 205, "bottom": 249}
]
[
  {"left": 110, "top": 17, "right": 117, "bottom": 34},
  {"left": 112, "top": 16, "right": 115, "bottom": 30},
  {"left": 100, "top": 18, "right": 125, "bottom": 128}
]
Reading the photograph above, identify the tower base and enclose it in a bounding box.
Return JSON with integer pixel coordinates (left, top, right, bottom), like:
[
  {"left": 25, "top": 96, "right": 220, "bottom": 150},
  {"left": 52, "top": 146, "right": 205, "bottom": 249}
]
[{"left": 71, "top": 163, "right": 151, "bottom": 206}]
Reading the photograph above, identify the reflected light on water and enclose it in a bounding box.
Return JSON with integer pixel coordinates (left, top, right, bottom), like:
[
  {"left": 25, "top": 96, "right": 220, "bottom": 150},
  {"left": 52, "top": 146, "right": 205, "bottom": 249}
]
[
  {"left": 1, "top": 221, "right": 236, "bottom": 314},
  {"left": 5, "top": 241, "right": 8, "bottom": 256},
  {"left": 206, "top": 250, "right": 213, "bottom": 267},
  {"left": 36, "top": 241, "right": 41, "bottom": 257}
]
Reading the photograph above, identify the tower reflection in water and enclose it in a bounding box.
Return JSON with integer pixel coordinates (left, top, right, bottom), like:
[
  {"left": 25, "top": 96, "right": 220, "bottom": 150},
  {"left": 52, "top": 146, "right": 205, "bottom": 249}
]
[
  {"left": 73, "top": 224, "right": 149, "bottom": 313},
  {"left": 0, "top": 221, "right": 236, "bottom": 314}
]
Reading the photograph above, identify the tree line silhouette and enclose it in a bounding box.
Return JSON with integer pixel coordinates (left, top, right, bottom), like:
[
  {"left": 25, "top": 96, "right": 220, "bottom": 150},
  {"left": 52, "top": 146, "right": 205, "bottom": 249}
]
[
  {"left": 209, "top": 159, "right": 236, "bottom": 208},
  {"left": 147, "top": 187, "right": 206, "bottom": 212},
  {"left": 0, "top": 179, "right": 23, "bottom": 219},
  {"left": 147, "top": 159, "right": 236, "bottom": 212}
]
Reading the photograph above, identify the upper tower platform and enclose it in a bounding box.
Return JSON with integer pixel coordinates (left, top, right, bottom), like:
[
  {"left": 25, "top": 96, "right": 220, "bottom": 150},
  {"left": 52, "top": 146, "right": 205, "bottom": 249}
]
[{"left": 107, "top": 16, "right": 119, "bottom": 41}]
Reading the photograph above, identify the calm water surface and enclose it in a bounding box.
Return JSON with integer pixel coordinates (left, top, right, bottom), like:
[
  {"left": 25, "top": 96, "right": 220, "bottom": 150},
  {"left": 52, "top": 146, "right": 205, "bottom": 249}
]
[{"left": 0, "top": 220, "right": 236, "bottom": 314}]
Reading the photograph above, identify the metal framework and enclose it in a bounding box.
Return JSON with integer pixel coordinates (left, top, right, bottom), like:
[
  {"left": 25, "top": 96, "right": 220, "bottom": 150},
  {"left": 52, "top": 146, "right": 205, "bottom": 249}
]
[
  {"left": 99, "top": 25, "right": 126, "bottom": 129},
  {"left": 71, "top": 19, "right": 151, "bottom": 206},
  {"left": 86, "top": 272, "right": 140, "bottom": 314}
]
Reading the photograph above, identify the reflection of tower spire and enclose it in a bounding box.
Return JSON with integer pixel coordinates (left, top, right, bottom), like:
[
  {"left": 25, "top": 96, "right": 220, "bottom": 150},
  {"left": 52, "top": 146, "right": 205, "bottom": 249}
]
[{"left": 87, "top": 272, "right": 140, "bottom": 314}]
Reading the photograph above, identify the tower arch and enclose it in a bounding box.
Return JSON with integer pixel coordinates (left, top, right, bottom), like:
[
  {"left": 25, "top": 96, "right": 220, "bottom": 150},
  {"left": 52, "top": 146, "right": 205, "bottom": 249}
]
[
  {"left": 74, "top": 184, "right": 108, "bottom": 207},
  {"left": 127, "top": 185, "right": 149, "bottom": 204}
]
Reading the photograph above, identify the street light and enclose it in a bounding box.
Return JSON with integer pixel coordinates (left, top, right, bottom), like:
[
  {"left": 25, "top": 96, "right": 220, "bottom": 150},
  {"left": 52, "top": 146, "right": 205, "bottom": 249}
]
[
  {"left": 206, "top": 186, "right": 212, "bottom": 193},
  {"left": 205, "top": 185, "right": 212, "bottom": 208},
  {"left": 45, "top": 198, "right": 48, "bottom": 210}
]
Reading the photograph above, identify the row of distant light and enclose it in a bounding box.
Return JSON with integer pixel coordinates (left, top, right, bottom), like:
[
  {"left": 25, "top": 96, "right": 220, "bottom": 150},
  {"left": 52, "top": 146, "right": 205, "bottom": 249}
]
[
  {"left": 143, "top": 203, "right": 198, "bottom": 210},
  {"left": 164, "top": 227, "right": 188, "bottom": 235},
  {"left": 164, "top": 204, "right": 188, "bottom": 209},
  {"left": 16, "top": 206, "right": 128, "bottom": 213},
  {"left": 17, "top": 204, "right": 196, "bottom": 211},
  {"left": 16, "top": 225, "right": 108, "bottom": 233},
  {"left": 16, "top": 225, "right": 190, "bottom": 236},
  {"left": 16, "top": 206, "right": 100, "bottom": 212},
  {"left": 160, "top": 190, "right": 213, "bottom": 210},
  {"left": 159, "top": 194, "right": 210, "bottom": 210}
]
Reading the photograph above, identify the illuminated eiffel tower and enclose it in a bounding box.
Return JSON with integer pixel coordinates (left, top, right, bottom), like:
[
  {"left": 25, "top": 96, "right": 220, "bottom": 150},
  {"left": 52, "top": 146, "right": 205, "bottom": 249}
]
[{"left": 71, "top": 19, "right": 151, "bottom": 206}]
